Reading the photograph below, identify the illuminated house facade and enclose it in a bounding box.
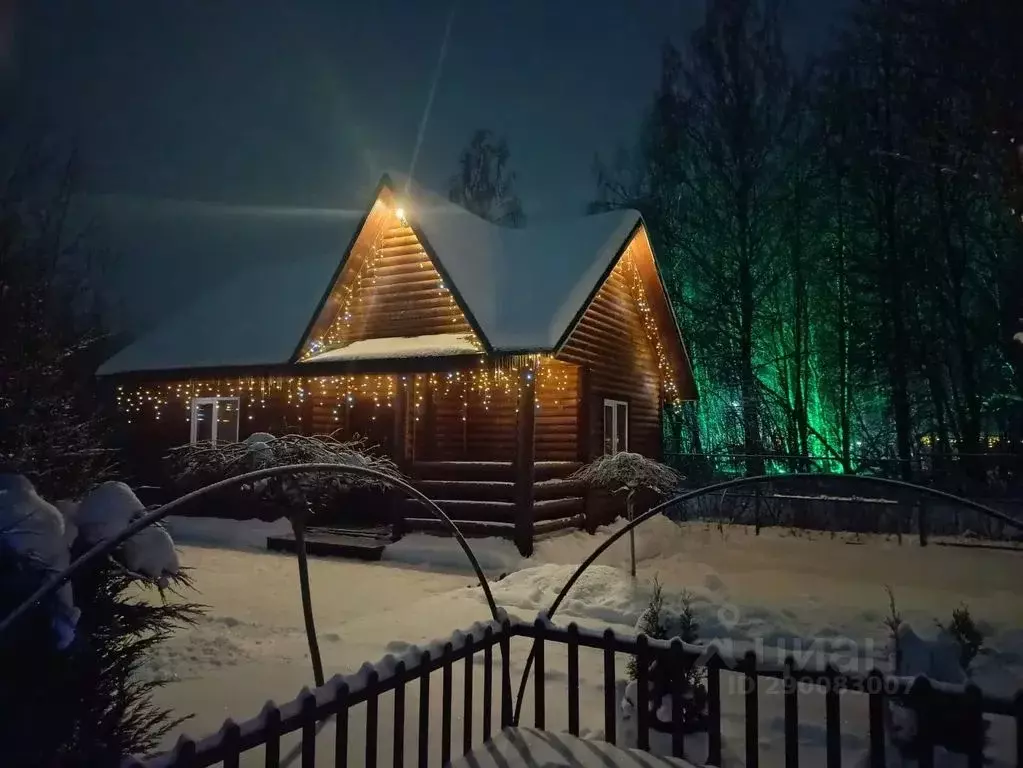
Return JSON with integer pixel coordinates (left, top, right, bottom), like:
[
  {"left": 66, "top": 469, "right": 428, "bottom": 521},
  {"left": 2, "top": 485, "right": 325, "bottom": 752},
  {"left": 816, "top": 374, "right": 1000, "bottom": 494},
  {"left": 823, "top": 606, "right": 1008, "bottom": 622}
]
[{"left": 99, "top": 173, "right": 695, "bottom": 553}]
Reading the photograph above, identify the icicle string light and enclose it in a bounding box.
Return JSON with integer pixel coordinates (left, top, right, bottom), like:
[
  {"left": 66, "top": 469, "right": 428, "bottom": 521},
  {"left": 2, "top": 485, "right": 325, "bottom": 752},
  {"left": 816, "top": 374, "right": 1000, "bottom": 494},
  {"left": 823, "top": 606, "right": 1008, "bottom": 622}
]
[
  {"left": 300, "top": 211, "right": 481, "bottom": 360},
  {"left": 622, "top": 241, "right": 682, "bottom": 404},
  {"left": 114, "top": 356, "right": 576, "bottom": 422}
]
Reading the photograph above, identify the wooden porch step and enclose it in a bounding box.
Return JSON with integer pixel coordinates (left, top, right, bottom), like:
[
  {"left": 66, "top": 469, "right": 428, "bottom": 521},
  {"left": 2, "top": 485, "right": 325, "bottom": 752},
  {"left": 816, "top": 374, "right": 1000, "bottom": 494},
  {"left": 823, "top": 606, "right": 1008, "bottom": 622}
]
[
  {"left": 401, "top": 514, "right": 584, "bottom": 538},
  {"left": 412, "top": 461, "right": 583, "bottom": 482},
  {"left": 412, "top": 461, "right": 515, "bottom": 482},
  {"left": 534, "top": 496, "right": 585, "bottom": 520},
  {"left": 535, "top": 478, "right": 586, "bottom": 499},
  {"left": 403, "top": 496, "right": 585, "bottom": 523},
  {"left": 417, "top": 480, "right": 515, "bottom": 501},
  {"left": 405, "top": 498, "right": 516, "bottom": 522}
]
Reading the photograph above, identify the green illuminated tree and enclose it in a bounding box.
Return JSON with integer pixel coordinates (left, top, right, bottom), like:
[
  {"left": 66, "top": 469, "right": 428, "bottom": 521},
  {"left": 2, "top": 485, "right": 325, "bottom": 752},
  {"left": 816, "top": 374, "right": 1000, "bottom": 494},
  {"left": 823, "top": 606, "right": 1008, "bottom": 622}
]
[{"left": 597, "top": 0, "right": 1023, "bottom": 483}]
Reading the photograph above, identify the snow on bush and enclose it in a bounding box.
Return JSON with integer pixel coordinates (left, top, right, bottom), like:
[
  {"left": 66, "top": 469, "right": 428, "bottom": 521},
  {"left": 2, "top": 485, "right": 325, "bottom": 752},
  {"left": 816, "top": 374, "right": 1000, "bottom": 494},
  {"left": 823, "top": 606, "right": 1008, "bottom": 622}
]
[
  {"left": 569, "top": 451, "right": 682, "bottom": 494},
  {"left": 0, "top": 475, "right": 186, "bottom": 647},
  {"left": 168, "top": 432, "right": 404, "bottom": 520},
  {"left": 0, "top": 473, "right": 79, "bottom": 646},
  {"left": 76, "top": 481, "right": 180, "bottom": 584}
]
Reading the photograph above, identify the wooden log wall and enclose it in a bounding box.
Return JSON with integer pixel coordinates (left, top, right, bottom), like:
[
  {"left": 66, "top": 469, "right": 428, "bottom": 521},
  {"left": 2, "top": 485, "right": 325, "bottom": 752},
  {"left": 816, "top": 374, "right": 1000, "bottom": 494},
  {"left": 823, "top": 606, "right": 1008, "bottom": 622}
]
[
  {"left": 114, "top": 356, "right": 582, "bottom": 480},
  {"left": 432, "top": 378, "right": 472, "bottom": 460},
  {"left": 314, "top": 218, "right": 476, "bottom": 348},
  {"left": 535, "top": 360, "right": 579, "bottom": 461},
  {"left": 411, "top": 361, "right": 580, "bottom": 463},
  {"left": 557, "top": 248, "right": 663, "bottom": 460},
  {"left": 112, "top": 378, "right": 305, "bottom": 485}
]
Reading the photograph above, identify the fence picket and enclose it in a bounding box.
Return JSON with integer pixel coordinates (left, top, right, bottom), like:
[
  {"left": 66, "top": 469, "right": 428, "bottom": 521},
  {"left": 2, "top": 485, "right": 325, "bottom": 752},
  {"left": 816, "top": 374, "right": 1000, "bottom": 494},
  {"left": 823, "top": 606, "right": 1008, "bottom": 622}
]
[
  {"left": 333, "top": 683, "right": 349, "bottom": 768},
  {"left": 783, "top": 657, "right": 798, "bottom": 768},
  {"left": 171, "top": 735, "right": 196, "bottom": 768},
  {"left": 637, "top": 634, "right": 650, "bottom": 751},
  {"left": 1015, "top": 691, "right": 1023, "bottom": 768},
  {"left": 393, "top": 661, "right": 406, "bottom": 768},
  {"left": 463, "top": 635, "right": 475, "bottom": 756},
  {"left": 418, "top": 651, "right": 431, "bottom": 768},
  {"left": 567, "top": 623, "right": 580, "bottom": 736},
  {"left": 483, "top": 627, "right": 494, "bottom": 741},
  {"left": 912, "top": 676, "right": 934, "bottom": 768},
  {"left": 603, "top": 628, "right": 617, "bottom": 746},
  {"left": 442, "top": 642, "right": 453, "bottom": 766},
  {"left": 366, "top": 670, "right": 380, "bottom": 768},
  {"left": 501, "top": 622, "right": 512, "bottom": 729},
  {"left": 707, "top": 654, "right": 723, "bottom": 767},
  {"left": 534, "top": 619, "right": 547, "bottom": 729},
  {"left": 221, "top": 719, "right": 241, "bottom": 768},
  {"left": 744, "top": 650, "right": 759, "bottom": 768},
  {"left": 825, "top": 666, "right": 841, "bottom": 768},
  {"left": 965, "top": 684, "right": 985, "bottom": 768},
  {"left": 670, "top": 638, "right": 685, "bottom": 759},
  {"left": 867, "top": 670, "right": 885, "bottom": 768},
  {"left": 300, "top": 691, "right": 316, "bottom": 768},
  {"left": 263, "top": 703, "right": 281, "bottom": 768}
]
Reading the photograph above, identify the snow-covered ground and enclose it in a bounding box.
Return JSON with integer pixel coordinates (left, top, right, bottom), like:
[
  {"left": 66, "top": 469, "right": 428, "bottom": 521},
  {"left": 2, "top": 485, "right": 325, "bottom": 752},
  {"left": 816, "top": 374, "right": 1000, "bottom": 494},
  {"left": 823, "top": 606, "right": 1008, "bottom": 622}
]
[{"left": 150, "top": 516, "right": 1023, "bottom": 766}]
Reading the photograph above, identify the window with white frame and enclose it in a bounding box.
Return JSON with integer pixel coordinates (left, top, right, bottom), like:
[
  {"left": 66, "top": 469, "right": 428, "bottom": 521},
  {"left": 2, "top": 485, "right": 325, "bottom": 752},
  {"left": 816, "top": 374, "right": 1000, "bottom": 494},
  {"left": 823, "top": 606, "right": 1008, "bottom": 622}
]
[
  {"left": 603, "top": 398, "right": 628, "bottom": 455},
  {"left": 190, "top": 397, "right": 241, "bottom": 445}
]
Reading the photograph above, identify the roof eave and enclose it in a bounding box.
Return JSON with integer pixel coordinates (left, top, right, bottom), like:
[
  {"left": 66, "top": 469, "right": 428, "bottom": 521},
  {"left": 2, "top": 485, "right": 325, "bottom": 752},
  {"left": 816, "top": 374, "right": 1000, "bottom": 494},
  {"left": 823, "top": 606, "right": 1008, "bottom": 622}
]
[{"left": 551, "top": 218, "right": 644, "bottom": 354}]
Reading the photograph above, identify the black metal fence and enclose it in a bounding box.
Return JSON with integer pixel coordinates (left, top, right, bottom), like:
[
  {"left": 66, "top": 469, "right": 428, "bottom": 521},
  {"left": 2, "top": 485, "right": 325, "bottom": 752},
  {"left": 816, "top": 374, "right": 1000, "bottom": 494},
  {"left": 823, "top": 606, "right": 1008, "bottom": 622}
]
[
  {"left": 128, "top": 619, "right": 1023, "bottom": 768},
  {"left": 664, "top": 450, "right": 1023, "bottom": 498}
]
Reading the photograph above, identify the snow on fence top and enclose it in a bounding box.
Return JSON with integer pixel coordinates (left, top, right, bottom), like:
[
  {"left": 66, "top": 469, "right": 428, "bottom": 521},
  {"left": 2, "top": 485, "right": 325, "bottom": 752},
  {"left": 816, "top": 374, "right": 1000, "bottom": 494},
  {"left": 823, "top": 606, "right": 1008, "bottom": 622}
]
[{"left": 143, "top": 614, "right": 512, "bottom": 767}]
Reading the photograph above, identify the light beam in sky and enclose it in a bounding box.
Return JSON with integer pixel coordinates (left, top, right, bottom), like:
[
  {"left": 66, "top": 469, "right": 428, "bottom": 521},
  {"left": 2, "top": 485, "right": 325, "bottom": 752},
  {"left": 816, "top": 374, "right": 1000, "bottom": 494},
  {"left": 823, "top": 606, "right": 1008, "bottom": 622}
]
[{"left": 406, "top": 0, "right": 459, "bottom": 194}]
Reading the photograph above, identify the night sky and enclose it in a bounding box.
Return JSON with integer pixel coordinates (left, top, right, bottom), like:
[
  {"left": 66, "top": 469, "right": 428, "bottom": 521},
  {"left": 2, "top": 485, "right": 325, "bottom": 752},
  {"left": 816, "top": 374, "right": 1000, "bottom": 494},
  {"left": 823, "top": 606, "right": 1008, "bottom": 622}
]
[{"left": 3, "top": 0, "right": 845, "bottom": 332}]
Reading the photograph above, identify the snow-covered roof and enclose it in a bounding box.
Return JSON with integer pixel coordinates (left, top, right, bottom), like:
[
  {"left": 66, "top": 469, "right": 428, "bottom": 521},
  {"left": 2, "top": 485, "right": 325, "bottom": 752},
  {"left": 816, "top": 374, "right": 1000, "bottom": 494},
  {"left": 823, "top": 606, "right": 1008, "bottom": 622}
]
[
  {"left": 387, "top": 172, "right": 642, "bottom": 350},
  {"left": 99, "top": 173, "right": 674, "bottom": 377},
  {"left": 97, "top": 216, "right": 359, "bottom": 375},
  {"left": 303, "top": 333, "right": 481, "bottom": 362}
]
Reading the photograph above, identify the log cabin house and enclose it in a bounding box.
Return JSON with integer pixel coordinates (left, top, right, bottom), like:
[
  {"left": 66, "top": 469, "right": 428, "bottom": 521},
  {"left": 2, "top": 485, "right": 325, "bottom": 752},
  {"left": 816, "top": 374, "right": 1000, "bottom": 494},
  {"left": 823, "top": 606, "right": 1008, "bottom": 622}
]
[{"left": 99, "top": 173, "right": 695, "bottom": 554}]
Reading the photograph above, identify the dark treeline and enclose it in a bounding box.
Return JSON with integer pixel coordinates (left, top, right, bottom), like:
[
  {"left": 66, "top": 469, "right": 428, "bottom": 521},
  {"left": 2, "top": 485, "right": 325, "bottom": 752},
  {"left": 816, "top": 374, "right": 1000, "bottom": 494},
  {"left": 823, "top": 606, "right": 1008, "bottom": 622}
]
[{"left": 592, "top": 0, "right": 1023, "bottom": 482}]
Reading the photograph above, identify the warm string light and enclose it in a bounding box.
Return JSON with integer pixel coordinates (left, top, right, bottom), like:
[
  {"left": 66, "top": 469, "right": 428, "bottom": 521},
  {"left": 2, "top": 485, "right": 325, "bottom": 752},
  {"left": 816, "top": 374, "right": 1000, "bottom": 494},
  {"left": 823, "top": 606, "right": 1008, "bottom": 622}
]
[
  {"left": 300, "top": 209, "right": 480, "bottom": 360},
  {"left": 623, "top": 244, "right": 682, "bottom": 403},
  {"left": 116, "top": 357, "right": 576, "bottom": 423}
]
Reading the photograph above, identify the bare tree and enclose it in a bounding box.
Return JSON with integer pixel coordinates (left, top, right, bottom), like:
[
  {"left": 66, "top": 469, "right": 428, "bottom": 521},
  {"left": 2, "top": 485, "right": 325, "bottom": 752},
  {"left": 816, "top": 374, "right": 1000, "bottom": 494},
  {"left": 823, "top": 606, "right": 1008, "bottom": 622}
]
[
  {"left": 0, "top": 144, "right": 115, "bottom": 498},
  {"left": 449, "top": 129, "right": 526, "bottom": 226}
]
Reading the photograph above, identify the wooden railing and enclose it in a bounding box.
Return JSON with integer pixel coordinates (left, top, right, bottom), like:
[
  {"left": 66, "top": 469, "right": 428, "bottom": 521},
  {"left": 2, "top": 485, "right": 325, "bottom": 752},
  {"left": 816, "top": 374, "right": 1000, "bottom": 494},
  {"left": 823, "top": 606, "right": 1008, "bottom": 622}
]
[{"left": 126, "top": 619, "right": 1023, "bottom": 768}]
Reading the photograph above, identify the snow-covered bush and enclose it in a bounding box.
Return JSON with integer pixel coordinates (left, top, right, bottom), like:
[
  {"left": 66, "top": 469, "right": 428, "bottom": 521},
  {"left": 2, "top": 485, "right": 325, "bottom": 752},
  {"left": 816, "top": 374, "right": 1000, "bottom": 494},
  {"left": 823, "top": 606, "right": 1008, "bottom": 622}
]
[
  {"left": 569, "top": 452, "right": 683, "bottom": 576},
  {"left": 0, "top": 475, "right": 200, "bottom": 767},
  {"left": 168, "top": 432, "right": 406, "bottom": 687},
  {"left": 168, "top": 432, "right": 402, "bottom": 521}
]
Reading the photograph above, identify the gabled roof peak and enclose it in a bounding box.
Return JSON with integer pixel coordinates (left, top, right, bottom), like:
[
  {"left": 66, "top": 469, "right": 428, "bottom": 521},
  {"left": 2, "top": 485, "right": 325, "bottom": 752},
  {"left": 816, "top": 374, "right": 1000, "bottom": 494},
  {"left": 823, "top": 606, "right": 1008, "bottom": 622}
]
[{"left": 97, "top": 174, "right": 685, "bottom": 391}]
